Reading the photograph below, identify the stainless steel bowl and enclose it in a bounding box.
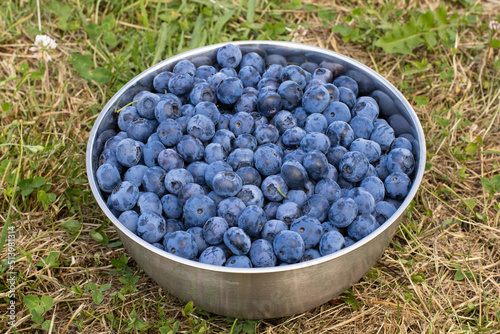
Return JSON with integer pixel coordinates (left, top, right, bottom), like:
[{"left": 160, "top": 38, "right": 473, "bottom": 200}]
[{"left": 86, "top": 41, "right": 426, "bottom": 319}]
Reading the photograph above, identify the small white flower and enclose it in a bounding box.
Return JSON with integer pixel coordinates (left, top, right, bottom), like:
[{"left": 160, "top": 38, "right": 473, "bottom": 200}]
[
  {"left": 489, "top": 20, "right": 500, "bottom": 31},
  {"left": 29, "top": 34, "right": 58, "bottom": 62},
  {"left": 289, "top": 25, "right": 308, "bottom": 42}
]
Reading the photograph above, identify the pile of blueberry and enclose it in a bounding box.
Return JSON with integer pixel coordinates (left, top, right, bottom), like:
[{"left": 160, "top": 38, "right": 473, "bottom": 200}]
[{"left": 95, "top": 43, "right": 417, "bottom": 268}]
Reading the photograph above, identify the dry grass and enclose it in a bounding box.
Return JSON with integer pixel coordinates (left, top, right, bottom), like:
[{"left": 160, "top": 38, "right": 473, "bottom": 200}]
[{"left": 1, "top": 0, "right": 500, "bottom": 333}]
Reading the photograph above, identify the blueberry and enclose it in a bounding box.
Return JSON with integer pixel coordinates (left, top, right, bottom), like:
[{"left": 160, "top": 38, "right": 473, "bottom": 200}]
[
  {"left": 161, "top": 194, "right": 182, "bottom": 219},
  {"left": 203, "top": 217, "right": 229, "bottom": 245},
  {"left": 314, "top": 179, "right": 341, "bottom": 204},
  {"left": 323, "top": 101, "right": 351, "bottom": 124},
  {"left": 278, "top": 80, "right": 303, "bottom": 110},
  {"left": 280, "top": 65, "right": 307, "bottom": 90},
  {"left": 301, "top": 62, "right": 319, "bottom": 73},
  {"left": 137, "top": 211, "right": 167, "bottom": 243},
  {"left": 218, "top": 67, "right": 237, "bottom": 78},
  {"left": 164, "top": 168, "right": 194, "bottom": 195},
  {"left": 207, "top": 191, "right": 224, "bottom": 207},
  {"left": 337, "top": 175, "right": 354, "bottom": 191},
  {"left": 344, "top": 237, "right": 356, "bottom": 248},
  {"left": 384, "top": 172, "right": 411, "bottom": 199},
  {"left": 217, "top": 197, "right": 246, "bottom": 227},
  {"left": 263, "top": 62, "right": 285, "bottom": 77},
  {"left": 326, "top": 121, "right": 355, "bottom": 148},
  {"left": 349, "top": 138, "right": 381, "bottom": 163},
  {"left": 186, "top": 114, "right": 215, "bottom": 142},
  {"left": 104, "top": 133, "right": 126, "bottom": 150},
  {"left": 207, "top": 72, "right": 227, "bottom": 90},
  {"left": 366, "top": 164, "right": 378, "bottom": 178},
  {"left": 223, "top": 227, "right": 252, "bottom": 256},
  {"left": 280, "top": 159, "right": 308, "bottom": 190},
  {"left": 217, "top": 77, "right": 244, "bottom": 105},
  {"left": 158, "top": 148, "right": 184, "bottom": 172},
  {"left": 261, "top": 174, "right": 288, "bottom": 201},
  {"left": 118, "top": 106, "right": 139, "bottom": 131},
  {"left": 391, "top": 137, "right": 413, "bottom": 152},
  {"left": 370, "top": 124, "right": 395, "bottom": 153},
  {"left": 359, "top": 176, "right": 384, "bottom": 203},
  {"left": 183, "top": 194, "right": 216, "bottom": 228},
  {"left": 326, "top": 163, "right": 338, "bottom": 182},
  {"left": 187, "top": 226, "right": 209, "bottom": 255},
  {"left": 181, "top": 104, "right": 196, "bottom": 117},
  {"left": 325, "top": 146, "right": 348, "bottom": 169},
  {"left": 261, "top": 220, "right": 288, "bottom": 243},
  {"left": 234, "top": 134, "right": 258, "bottom": 151},
  {"left": 300, "top": 248, "right": 321, "bottom": 262},
  {"left": 264, "top": 202, "right": 281, "bottom": 220},
  {"left": 327, "top": 197, "right": 358, "bottom": 228},
  {"left": 137, "top": 92, "right": 161, "bottom": 119},
  {"left": 137, "top": 191, "right": 162, "bottom": 215},
  {"left": 142, "top": 166, "right": 167, "bottom": 197},
  {"left": 142, "top": 140, "right": 166, "bottom": 167},
  {"left": 153, "top": 120, "right": 181, "bottom": 150},
  {"left": 302, "top": 194, "right": 330, "bottom": 223},
  {"left": 339, "top": 151, "right": 369, "bottom": 182},
  {"left": 257, "top": 90, "right": 282, "bottom": 117},
  {"left": 212, "top": 129, "right": 235, "bottom": 154},
  {"left": 350, "top": 116, "right": 374, "bottom": 139},
  {"left": 237, "top": 184, "right": 264, "bottom": 207},
  {"left": 292, "top": 107, "right": 309, "bottom": 128},
  {"left": 302, "top": 85, "right": 330, "bottom": 113},
  {"left": 333, "top": 76, "right": 358, "bottom": 96},
  {"left": 96, "top": 163, "right": 121, "bottom": 193},
  {"left": 249, "top": 239, "right": 277, "bottom": 267},
  {"left": 118, "top": 210, "right": 139, "bottom": 234},
  {"left": 217, "top": 44, "right": 242, "bottom": 68},
  {"left": 282, "top": 148, "right": 307, "bottom": 164},
  {"left": 338, "top": 87, "right": 356, "bottom": 110},
  {"left": 352, "top": 96, "right": 379, "bottom": 121},
  {"left": 283, "top": 190, "right": 308, "bottom": 207},
  {"left": 273, "top": 230, "right": 305, "bottom": 264},
  {"left": 227, "top": 148, "right": 254, "bottom": 170},
  {"left": 195, "top": 65, "right": 217, "bottom": 81},
  {"left": 167, "top": 73, "right": 194, "bottom": 96},
  {"left": 276, "top": 202, "right": 302, "bottom": 226},
  {"left": 205, "top": 161, "right": 233, "bottom": 189},
  {"left": 347, "top": 214, "right": 379, "bottom": 241},
  {"left": 253, "top": 124, "right": 279, "bottom": 145},
  {"left": 237, "top": 205, "right": 266, "bottom": 237},
  {"left": 319, "top": 231, "right": 345, "bottom": 256},
  {"left": 374, "top": 201, "right": 397, "bottom": 225},
  {"left": 321, "top": 221, "right": 340, "bottom": 234},
  {"left": 304, "top": 113, "right": 328, "bottom": 134},
  {"left": 235, "top": 93, "right": 258, "bottom": 113},
  {"left": 189, "top": 82, "right": 216, "bottom": 105},
  {"left": 194, "top": 101, "right": 220, "bottom": 124},
  {"left": 153, "top": 71, "right": 174, "bottom": 93},
  {"left": 254, "top": 146, "right": 282, "bottom": 176},
  {"left": 386, "top": 148, "right": 415, "bottom": 175},
  {"left": 166, "top": 231, "right": 198, "bottom": 260},
  {"left": 303, "top": 150, "right": 329, "bottom": 181},
  {"left": 347, "top": 187, "right": 376, "bottom": 215},
  {"left": 272, "top": 110, "right": 297, "bottom": 134},
  {"left": 176, "top": 135, "right": 205, "bottom": 162},
  {"left": 240, "top": 52, "right": 266, "bottom": 74},
  {"left": 186, "top": 161, "right": 208, "bottom": 186},
  {"left": 212, "top": 171, "right": 243, "bottom": 197},
  {"left": 199, "top": 246, "right": 226, "bottom": 266},
  {"left": 122, "top": 165, "right": 148, "bottom": 188},
  {"left": 230, "top": 112, "right": 255, "bottom": 136},
  {"left": 282, "top": 127, "right": 307, "bottom": 147},
  {"left": 127, "top": 118, "right": 156, "bottom": 143},
  {"left": 300, "top": 132, "right": 331, "bottom": 153},
  {"left": 238, "top": 65, "right": 262, "bottom": 88},
  {"left": 204, "top": 143, "right": 226, "bottom": 164},
  {"left": 235, "top": 166, "right": 261, "bottom": 187},
  {"left": 110, "top": 181, "right": 139, "bottom": 211},
  {"left": 225, "top": 255, "right": 253, "bottom": 268},
  {"left": 373, "top": 152, "right": 389, "bottom": 178},
  {"left": 178, "top": 183, "right": 206, "bottom": 206}
]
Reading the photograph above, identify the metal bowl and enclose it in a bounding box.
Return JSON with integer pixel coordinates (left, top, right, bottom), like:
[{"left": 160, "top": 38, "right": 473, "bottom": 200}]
[{"left": 86, "top": 41, "right": 426, "bottom": 319}]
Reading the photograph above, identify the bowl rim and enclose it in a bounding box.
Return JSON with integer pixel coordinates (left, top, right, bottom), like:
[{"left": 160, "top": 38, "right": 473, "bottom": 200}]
[{"left": 86, "top": 40, "right": 426, "bottom": 274}]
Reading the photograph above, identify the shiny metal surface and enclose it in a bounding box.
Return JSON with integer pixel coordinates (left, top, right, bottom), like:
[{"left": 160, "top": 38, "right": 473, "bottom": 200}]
[{"left": 86, "top": 41, "right": 426, "bottom": 319}]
